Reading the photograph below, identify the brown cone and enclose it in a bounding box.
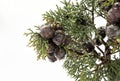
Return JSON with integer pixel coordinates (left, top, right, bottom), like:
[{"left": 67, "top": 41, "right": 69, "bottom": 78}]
[
  {"left": 52, "top": 30, "right": 65, "bottom": 46},
  {"left": 47, "top": 53, "right": 57, "bottom": 62},
  {"left": 63, "top": 35, "right": 71, "bottom": 46},
  {"left": 39, "top": 25, "right": 55, "bottom": 39},
  {"left": 107, "top": 2, "right": 120, "bottom": 25},
  {"left": 55, "top": 47, "right": 66, "bottom": 60},
  {"left": 47, "top": 40, "right": 57, "bottom": 54}
]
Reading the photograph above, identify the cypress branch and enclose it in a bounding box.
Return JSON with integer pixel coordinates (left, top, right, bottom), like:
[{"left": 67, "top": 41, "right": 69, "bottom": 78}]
[{"left": 25, "top": 0, "right": 120, "bottom": 81}]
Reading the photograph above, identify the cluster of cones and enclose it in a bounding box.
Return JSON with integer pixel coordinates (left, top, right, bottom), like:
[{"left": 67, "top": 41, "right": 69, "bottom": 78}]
[
  {"left": 75, "top": 1, "right": 120, "bottom": 53},
  {"left": 97, "top": 0, "right": 120, "bottom": 41},
  {"left": 39, "top": 24, "right": 70, "bottom": 62},
  {"left": 106, "top": 1, "right": 120, "bottom": 40},
  {"left": 38, "top": 1, "right": 120, "bottom": 62}
]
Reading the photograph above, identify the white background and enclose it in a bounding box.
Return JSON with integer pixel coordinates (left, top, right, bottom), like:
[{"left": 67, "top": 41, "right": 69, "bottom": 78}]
[
  {"left": 0, "top": 0, "right": 75, "bottom": 81},
  {"left": 0, "top": 0, "right": 106, "bottom": 81}
]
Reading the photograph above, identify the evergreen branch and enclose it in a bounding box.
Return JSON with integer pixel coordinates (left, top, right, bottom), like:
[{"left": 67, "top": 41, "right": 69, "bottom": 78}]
[
  {"left": 24, "top": 27, "right": 48, "bottom": 60},
  {"left": 25, "top": 0, "right": 120, "bottom": 81}
]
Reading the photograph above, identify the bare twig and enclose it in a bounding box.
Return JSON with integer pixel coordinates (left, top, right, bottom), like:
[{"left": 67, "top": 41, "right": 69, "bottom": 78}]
[
  {"left": 92, "top": 0, "right": 95, "bottom": 24},
  {"left": 88, "top": 36, "right": 105, "bottom": 55},
  {"left": 67, "top": 48, "right": 84, "bottom": 55},
  {"left": 96, "top": 45, "right": 105, "bottom": 54}
]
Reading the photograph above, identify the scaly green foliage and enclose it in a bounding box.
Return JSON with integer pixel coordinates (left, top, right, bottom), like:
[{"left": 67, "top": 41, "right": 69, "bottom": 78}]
[
  {"left": 25, "top": 0, "right": 120, "bottom": 81},
  {"left": 24, "top": 26, "right": 47, "bottom": 60}
]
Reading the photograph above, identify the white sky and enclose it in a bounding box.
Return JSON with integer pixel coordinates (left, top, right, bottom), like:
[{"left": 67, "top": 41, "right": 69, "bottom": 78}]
[{"left": 0, "top": 0, "right": 106, "bottom": 81}]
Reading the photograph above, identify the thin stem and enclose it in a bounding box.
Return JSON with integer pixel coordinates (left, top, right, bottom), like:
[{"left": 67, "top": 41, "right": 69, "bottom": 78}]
[
  {"left": 96, "top": 45, "right": 105, "bottom": 55},
  {"left": 92, "top": 0, "right": 95, "bottom": 24},
  {"left": 67, "top": 48, "right": 84, "bottom": 55}
]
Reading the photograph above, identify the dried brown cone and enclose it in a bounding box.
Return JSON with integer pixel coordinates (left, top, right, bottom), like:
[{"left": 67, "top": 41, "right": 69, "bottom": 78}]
[
  {"left": 106, "top": 25, "right": 120, "bottom": 40},
  {"left": 47, "top": 53, "right": 57, "bottom": 62},
  {"left": 52, "top": 30, "right": 65, "bottom": 46},
  {"left": 47, "top": 40, "right": 57, "bottom": 62},
  {"left": 107, "top": 2, "right": 120, "bottom": 25},
  {"left": 55, "top": 47, "right": 66, "bottom": 60},
  {"left": 47, "top": 40, "right": 57, "bottom": 54},
  {"left": 63, "top": 35, "right": 71, "bottom": 46},
  {"left": 39, "top": 24, "right": 55, "bottom": 39}
]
